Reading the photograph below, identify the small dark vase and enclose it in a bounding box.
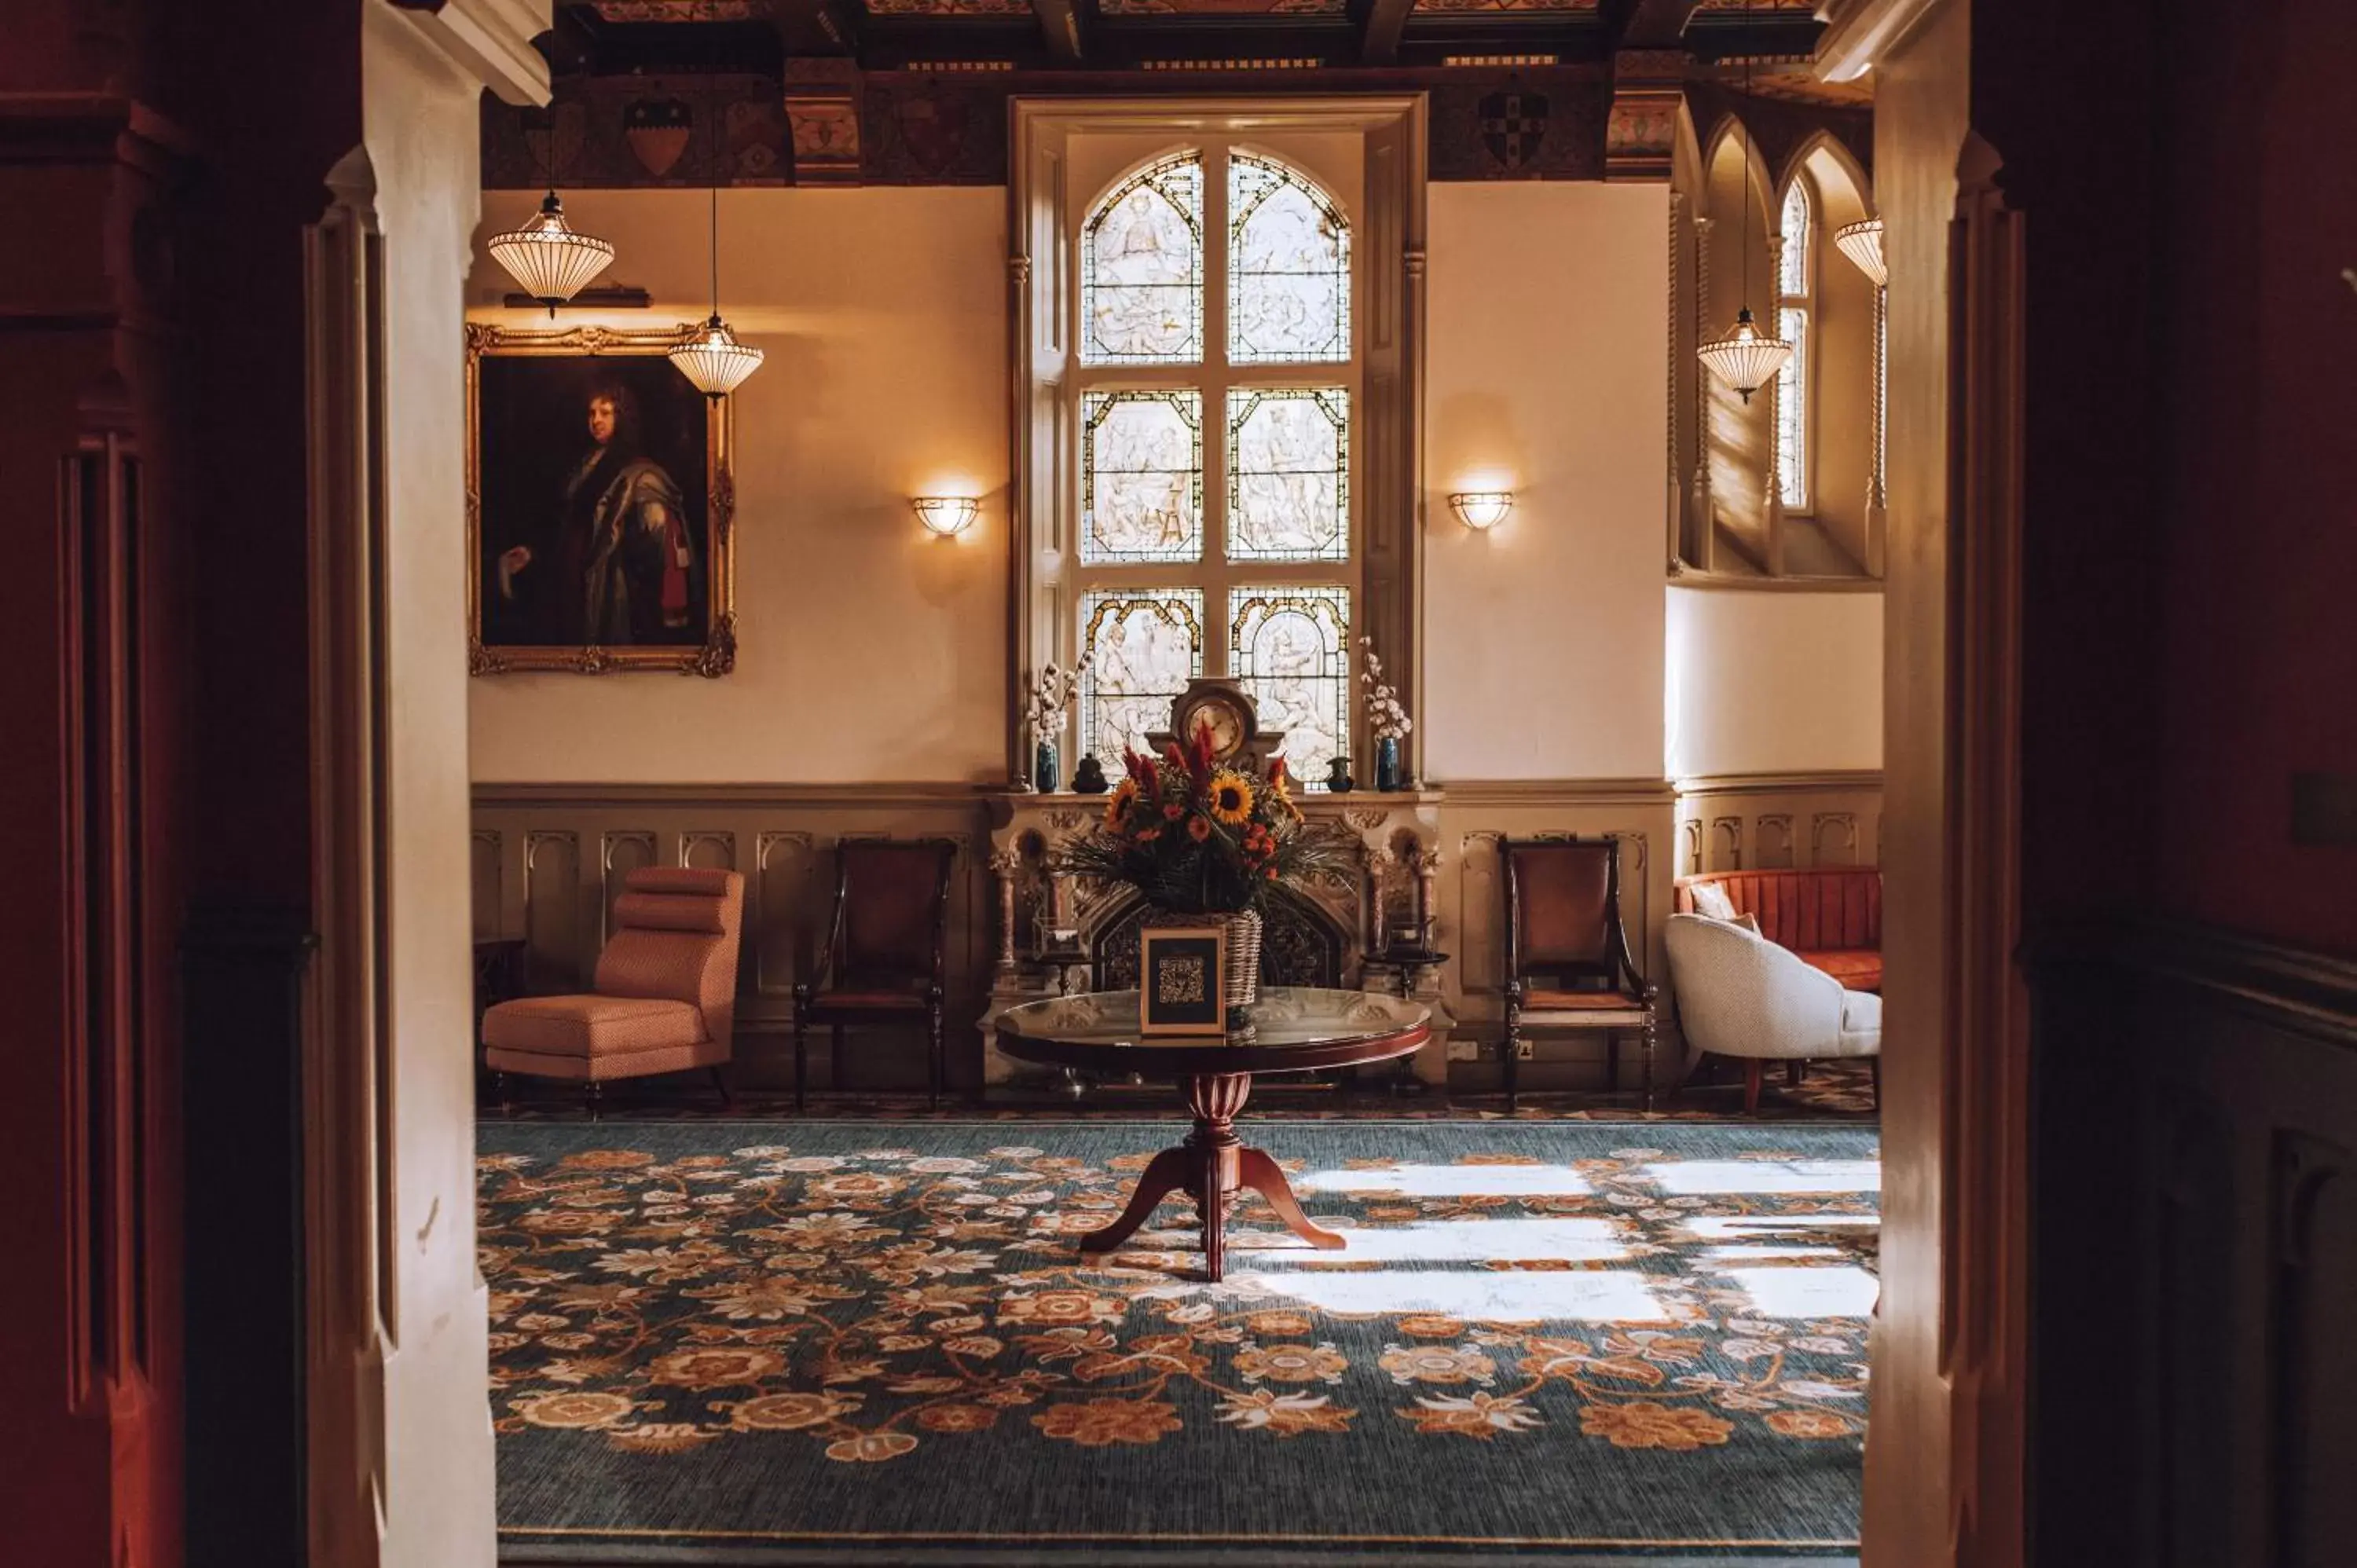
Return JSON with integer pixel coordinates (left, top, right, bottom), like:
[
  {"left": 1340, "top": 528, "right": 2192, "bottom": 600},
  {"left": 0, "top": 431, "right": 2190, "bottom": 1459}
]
[
  {"left": 1325, "top": 756, "right": 1355, "bottom": 793},
  {"left": 1376, "top": 735, "right": 1404, "bottom": 792},
  {"left": 1033, "top": 737, "right": 1061, "bottom": 794},
  {"left": 1071, "top": 754, "right": 1109, "bottom": 793}
]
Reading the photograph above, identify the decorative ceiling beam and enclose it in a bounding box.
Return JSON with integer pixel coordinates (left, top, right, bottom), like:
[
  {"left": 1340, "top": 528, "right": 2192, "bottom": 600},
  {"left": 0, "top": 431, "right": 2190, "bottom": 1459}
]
[
  {"left": 1358, "top": 0, "right": 1415, "bottom": 64},
  {"left": 1610, "top": 0, "right": 1703, "bottom": 50},
  {"left": 1030, "top": 0, "right": 1086, "bottom": 62}
]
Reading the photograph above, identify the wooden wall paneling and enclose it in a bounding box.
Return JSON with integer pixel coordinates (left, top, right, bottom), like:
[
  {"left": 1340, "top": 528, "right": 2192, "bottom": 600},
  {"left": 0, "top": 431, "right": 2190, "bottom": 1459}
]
[
  {"left": 1812, "top": 811, "right": 1860, "bottom": 865},
  {"left": 2270, "top": 1130, "right": 2356, "bottom": 1568},
  {"left": 469, "top": 830, "right": 502, "bottom": 940},
  {"left": 680, "top": 829, "right": 736, "bottom": 872},
  {"left": 600, "top": 830, "right": 658, "bottom": 947},
  {"left": 1710, "top": 815, "right": 1742, "bottom": 871},
  {"left": 753, "top": 830, "right": 816, "bottom": 1003},
  {"left": 1680, "top": 817, "right": 1702, "bottom": 876},
  {"left": 1757, "top": 812, "right": 1795, "bottom": 868},
  {"left": 524, "top": 830, "right": 581, "bottom": 989},
  {"left": 2147, "top": 1085, "right": 2235, "bottom": 1568}
]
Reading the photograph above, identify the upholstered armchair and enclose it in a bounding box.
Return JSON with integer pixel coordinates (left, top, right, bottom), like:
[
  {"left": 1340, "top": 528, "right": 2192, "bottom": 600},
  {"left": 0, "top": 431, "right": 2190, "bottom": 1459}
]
[
  {"left": 794, "top": 839, "right": 958, "bottom": 1110},
  {"left": 1663, "top": 912, "right": 1882, "bottom": 1113},
  {"left": 1502, "top": 837, "right": 1659, "bottom": 1112},
  {"left": 482, "top": 866, "right": 744, "bottom": 1116}
]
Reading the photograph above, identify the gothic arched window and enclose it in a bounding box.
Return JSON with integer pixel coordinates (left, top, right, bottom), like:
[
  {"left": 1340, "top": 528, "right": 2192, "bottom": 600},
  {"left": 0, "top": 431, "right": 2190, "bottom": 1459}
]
[
  {"left": 1776, "top": 177, "right": 1814, "bottom": 511},
  {"left": 1072, "top": 147, "right": 1360, "bottom": 787}
]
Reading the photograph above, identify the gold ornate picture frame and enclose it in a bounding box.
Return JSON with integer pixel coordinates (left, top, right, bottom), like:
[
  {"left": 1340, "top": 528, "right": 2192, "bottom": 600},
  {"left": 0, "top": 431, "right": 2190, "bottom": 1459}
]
[{"left": 466, "top": 323, "right": 736, "bottom": 676}]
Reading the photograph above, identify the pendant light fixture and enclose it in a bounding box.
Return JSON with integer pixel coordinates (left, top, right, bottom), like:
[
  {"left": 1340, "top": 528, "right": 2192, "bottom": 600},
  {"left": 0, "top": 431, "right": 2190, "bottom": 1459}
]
[
  {"left": 487, "top": 110, "right": 614, "bottom": 317},
  {"left": 670, "top": 104, "right": 763, "bottom": 399},
  {"left": 1834, "top": 216, "right": 1887, "bottom": 287},
  {"left": 1696, "top": 0, "right": 1793, "bottom": 403}
]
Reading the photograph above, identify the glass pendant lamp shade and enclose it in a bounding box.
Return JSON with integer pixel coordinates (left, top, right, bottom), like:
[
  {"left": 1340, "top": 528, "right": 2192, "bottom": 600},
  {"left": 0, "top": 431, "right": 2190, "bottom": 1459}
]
[
  {"left": 487, "top": 191, "right": 614, "bottom": 315},
  {"left": 669, "top": 313, "right": 764, "bottom": 398},
  {"left": 1835, "top": 217, "right": 1888, "bottom": 286},
  {"left": 1698, "top": 306, "right": 1793, "bottom": 404}
]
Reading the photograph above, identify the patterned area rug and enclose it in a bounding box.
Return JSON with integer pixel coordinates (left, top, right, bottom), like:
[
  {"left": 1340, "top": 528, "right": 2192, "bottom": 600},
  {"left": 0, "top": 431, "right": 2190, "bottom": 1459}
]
[{"left": 482, "top": 1120, "right": 1877, "bottom": 1564}]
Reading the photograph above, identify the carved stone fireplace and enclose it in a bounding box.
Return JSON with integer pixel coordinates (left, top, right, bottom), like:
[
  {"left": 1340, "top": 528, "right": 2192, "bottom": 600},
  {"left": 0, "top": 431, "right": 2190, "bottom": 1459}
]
[{"left": 980, "top": 789, "right": 1455, "bottom": 1086}]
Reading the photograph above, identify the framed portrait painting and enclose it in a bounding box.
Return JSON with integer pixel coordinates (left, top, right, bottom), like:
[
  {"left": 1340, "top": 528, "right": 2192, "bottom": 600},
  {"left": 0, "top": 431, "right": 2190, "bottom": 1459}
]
[{"left": 466, "top": 324, "right": 736, "bottom": 676}]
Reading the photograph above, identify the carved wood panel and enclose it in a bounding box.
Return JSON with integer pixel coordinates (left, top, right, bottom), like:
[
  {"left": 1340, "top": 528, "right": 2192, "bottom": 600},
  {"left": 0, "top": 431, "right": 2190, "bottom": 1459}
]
[
  {"left": 600, "top": 830, "right": 657, "bottom": 945},
  {"left": 753, "top": 831, "right": 816, "bottom": 996},
  {"left": 525, "top": 831, "right": 582, "bottom": 989},
  {"left": 471, "top": 830, "right": 502, "bottom": 941}
]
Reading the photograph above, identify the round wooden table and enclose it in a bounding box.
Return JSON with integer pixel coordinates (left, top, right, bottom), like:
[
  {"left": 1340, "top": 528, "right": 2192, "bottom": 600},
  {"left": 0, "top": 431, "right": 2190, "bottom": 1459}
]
[{"left": 995, "top": 987, "right": 1431, "bottom": 1281}]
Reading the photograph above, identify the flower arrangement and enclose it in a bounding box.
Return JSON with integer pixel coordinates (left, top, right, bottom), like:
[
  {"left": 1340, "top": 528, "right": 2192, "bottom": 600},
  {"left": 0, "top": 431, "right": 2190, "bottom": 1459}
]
[
  {"left": 1359, "top": 636, "right": 1411, "bottom": 742},
  {"left": 1022, "top": 655, "right": 1091, "bottom": 745},
  {"left": 1058, "top": 724, "right": 1355, "bottom": 914}
]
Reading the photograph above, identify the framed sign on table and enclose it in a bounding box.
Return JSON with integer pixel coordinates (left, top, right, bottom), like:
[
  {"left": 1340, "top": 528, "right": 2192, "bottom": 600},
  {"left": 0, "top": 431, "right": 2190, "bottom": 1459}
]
[
  {"left": 1139, "top": 925, "right": 1227, "bottom": 1035},
  {"left": 465, "top": 323, "right": 737, "bottom": 677}
]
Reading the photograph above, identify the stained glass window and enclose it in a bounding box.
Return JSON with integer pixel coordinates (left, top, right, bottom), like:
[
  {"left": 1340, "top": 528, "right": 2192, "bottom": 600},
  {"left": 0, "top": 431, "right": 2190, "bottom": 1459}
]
[
  {"left": 1226, "top": 387, "right": 1348, "bottom": 562},
  {"left": 1081, "top": 390, "right": 1203, "bottom": 564},
  {"left": 1776, "top": 179, "right": 1813, "bottom": 511},
  {"left": 1080, "top": 589, "right": 1205, "bottom": 764},
  {"left": 1082, "top": 152, "right": 1204, "bottom": 365},
  {"left": 1228, "top": 153, "right": 1351, "bottom": 365},
  {"left": 1230, "top": 586, "right": 1351, "bottom": 787},
  {"left": 1776, "top": 307, "right": 1809, "bottom": 509},
  {"left": 1778, "top": 181, "right": 1811, "bottom": 295}
]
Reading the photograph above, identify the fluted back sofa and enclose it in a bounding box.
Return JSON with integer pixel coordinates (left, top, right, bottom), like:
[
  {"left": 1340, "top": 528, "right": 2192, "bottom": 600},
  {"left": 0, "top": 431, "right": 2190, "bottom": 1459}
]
[{"left": 1673, "top": 867, "right": 1882, "bottom": 993}]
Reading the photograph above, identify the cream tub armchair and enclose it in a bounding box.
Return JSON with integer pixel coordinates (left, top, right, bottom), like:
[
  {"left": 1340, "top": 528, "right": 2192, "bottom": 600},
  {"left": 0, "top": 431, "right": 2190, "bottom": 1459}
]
[{"left": 1664, "top": 913, "right": 1882, "bottom": 1113}]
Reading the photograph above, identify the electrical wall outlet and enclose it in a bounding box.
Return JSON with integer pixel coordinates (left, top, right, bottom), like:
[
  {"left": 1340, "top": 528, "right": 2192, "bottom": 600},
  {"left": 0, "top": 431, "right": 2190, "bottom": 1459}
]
[
  {"left": 1446, "top": 1038, "right": 1481, "bottom": 1062},
  {"left": 1514, "top": 1039, "right": 1534, "bottom": 1061}
]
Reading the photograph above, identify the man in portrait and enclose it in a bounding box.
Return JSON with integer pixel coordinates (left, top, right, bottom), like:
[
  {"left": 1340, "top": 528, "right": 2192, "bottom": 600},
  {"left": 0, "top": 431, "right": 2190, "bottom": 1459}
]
[{"left": 496, "top": 380, "right": 696, "bottom": 647}]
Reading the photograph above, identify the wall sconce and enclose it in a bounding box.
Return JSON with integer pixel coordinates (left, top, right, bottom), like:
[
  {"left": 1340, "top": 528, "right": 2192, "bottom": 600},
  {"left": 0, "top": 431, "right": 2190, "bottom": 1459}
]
[
  {"left": 1448, "top": 491, "right": 1514, "bottom": 531},
  {"left": 912, "top": 496, "right": 978, "bottom": 537}
]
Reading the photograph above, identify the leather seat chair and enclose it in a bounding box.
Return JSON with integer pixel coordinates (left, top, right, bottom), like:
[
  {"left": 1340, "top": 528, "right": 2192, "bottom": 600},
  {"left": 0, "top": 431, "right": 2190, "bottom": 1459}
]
[
  {"left": 482, "top": 866, "right": 744, "bottom": 1115},
  {"left": 794, "top": 838, "right": 958, "bottom": 1109},
  {"left": 1503, "top": 837, "right": 1659, "bottom": 1112}
]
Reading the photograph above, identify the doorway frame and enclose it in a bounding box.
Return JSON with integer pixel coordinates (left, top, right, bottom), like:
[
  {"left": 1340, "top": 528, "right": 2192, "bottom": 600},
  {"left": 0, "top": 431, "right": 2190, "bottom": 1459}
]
[{"left": 299, "top": 4, "right": 2033, "bottom": 1563}]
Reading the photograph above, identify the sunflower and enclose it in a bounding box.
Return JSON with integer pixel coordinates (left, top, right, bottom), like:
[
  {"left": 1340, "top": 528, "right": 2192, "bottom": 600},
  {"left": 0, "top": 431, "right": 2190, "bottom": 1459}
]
[
  {"left": 1105, "top": 778, "right": 1139, "bottom": 829},
  {"left": 1208, "top": 771, "right": 1255, "bottom": 825},
  {"left": 1186, "top": 814, "right": 1213, "bottom": 843}
]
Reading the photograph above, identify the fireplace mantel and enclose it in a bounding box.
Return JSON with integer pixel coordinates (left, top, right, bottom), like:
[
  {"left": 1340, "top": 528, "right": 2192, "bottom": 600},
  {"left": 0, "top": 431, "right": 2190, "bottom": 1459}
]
[{"left": 979, "top": 789, "right": 1457, "bottom": 1087}]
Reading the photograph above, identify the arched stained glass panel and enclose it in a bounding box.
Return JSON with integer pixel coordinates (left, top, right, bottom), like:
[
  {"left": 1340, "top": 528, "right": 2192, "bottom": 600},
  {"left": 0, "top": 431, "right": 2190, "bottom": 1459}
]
[
  {"left": 1228, "top": 153, "right": 1351, "bottom": 365},
  {"left": 1779, "top": 180, "right": 1811, "bottom": 295},
  {"left": 1080, "top": 588, "right": 1205, "bottom": 764},
  {"left": 1082, "top": 152, "right": 1204, "bottom": 365},
  {"left": 1230, "top": 586, "right": 1351, "bottom": 789},
  {"left": 1776, "top": 178, "right": 1813, "bottom": 511}
]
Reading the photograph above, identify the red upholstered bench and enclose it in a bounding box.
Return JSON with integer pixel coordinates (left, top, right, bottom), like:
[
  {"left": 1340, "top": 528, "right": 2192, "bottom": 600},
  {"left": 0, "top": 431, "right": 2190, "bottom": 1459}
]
[{"left": 1673, "top": 868, "right": 1882, "bottom": 993}]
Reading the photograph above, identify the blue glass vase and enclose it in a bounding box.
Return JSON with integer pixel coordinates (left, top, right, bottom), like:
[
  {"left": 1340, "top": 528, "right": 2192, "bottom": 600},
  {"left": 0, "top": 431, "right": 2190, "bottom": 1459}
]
[
  {"left": 1033, "top": 737, "right": 1061, "bottom": 793},
  {"left": 1376, "top": 735, "right": 1404, "bottom": 792}
]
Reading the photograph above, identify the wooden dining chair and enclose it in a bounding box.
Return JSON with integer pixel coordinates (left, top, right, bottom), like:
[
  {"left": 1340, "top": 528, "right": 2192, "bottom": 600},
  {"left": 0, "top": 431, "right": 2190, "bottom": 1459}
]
[
  {"left": 1502, "top": 837, "right": 1659, "bottom": 1112},
  {"left": 792, "top": 838, "right": 958, "bottom": 1109}
]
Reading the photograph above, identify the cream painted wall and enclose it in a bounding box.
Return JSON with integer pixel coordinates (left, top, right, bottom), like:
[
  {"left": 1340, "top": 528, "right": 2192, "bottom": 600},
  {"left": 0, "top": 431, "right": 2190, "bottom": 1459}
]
[
  {"left": 1665, "top": 586, "right": 1883, "bottom": 778},
  {"left": 1422, "top": 181, "right": 1670, "bottom": 782},
  {"left": 365, "top": 7, "right": 499, "bottom": 1565},
  {"left": 465, "top": 185, "right": 1009, "bottom": 782}
]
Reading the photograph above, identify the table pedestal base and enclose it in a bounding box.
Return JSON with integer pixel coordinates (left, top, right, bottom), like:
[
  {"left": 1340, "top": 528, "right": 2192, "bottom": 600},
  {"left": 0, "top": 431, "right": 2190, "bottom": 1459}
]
[{"left": 1076, "top": 1072, "right": 1343, "bottom": 1282}]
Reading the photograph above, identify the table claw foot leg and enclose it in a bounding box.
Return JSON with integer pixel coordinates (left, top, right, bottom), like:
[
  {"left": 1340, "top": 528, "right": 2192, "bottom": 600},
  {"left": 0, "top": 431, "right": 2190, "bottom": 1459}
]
[
  {"left": 1238, "top": 1147, "right": 1346, "bottom": 1251},
  {"left": 1077, "top": 1147, "right": 1189, "bottom": 1258}
]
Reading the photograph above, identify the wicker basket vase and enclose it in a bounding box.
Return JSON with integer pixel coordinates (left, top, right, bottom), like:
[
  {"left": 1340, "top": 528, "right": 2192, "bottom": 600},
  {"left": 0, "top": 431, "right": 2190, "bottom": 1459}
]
[
  {"left": 1144, "top": 906, "right": 1263, "bottom": 1032},
  {"left": 1219, "top": 907, "right": 1263, "bottom": 1024}
]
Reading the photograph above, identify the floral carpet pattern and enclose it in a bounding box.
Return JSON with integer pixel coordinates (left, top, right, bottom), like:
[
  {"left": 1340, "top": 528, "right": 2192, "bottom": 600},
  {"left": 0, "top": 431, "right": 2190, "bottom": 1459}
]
[{"left": 482, "top": 1119, "right": 1878, "bottom": 1563}]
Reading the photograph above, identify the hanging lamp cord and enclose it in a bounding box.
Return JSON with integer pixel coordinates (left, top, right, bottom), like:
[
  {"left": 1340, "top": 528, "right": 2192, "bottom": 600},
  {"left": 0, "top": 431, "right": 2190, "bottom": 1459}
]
[{"left": 708, "top": 101, "right": 721, "bottom": 324}]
